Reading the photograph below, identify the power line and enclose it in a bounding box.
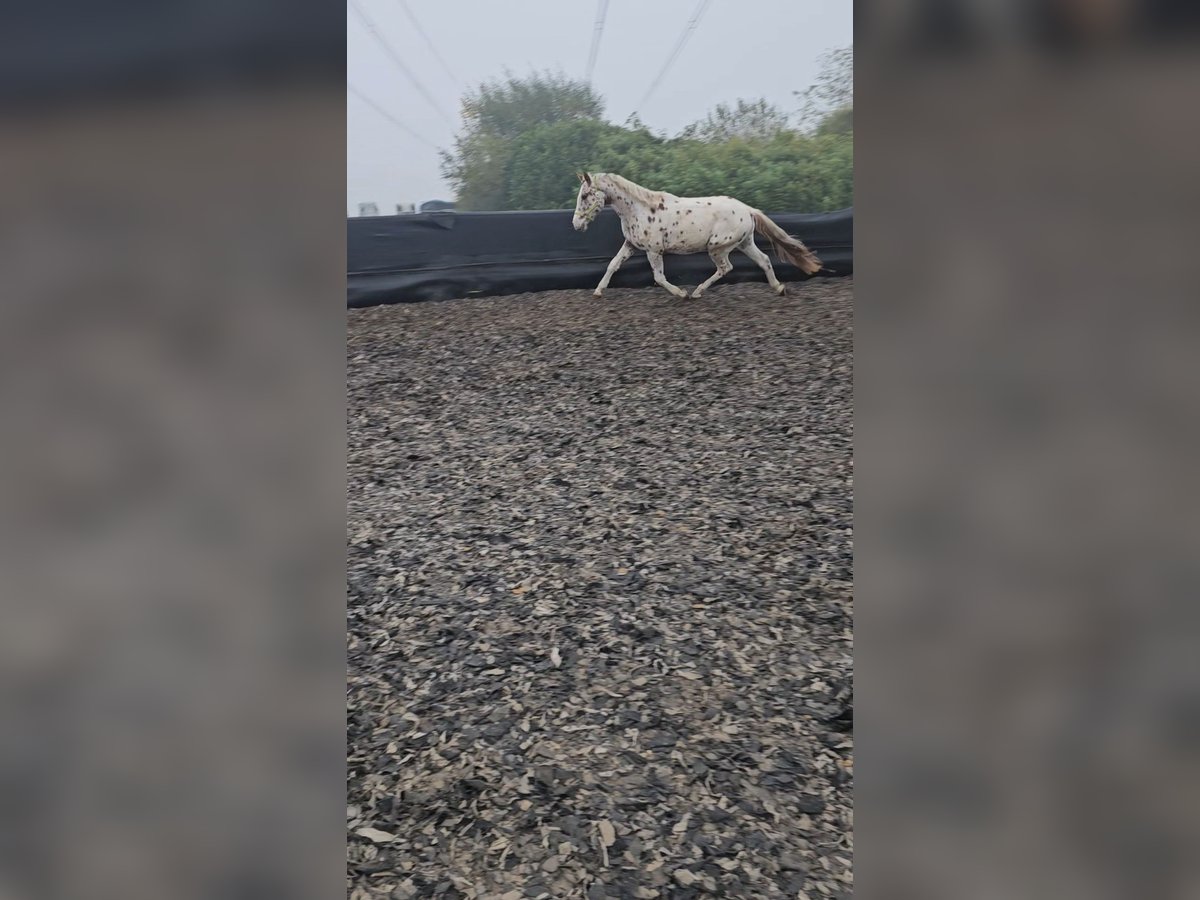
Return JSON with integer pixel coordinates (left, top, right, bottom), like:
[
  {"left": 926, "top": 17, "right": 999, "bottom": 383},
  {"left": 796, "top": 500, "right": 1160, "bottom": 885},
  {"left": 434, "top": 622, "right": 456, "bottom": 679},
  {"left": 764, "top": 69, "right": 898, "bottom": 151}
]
[
  {"left": 585, "top": 0, "right": 610, "bottom": 85},
  {"left": 396, "top": 0, "right": 461, "bottom": 89},
  {"left": 349, "top": 0, "right": 454, "bottom": 128},
  {"left": 348, "top": 83, "right": 439, "bottom": 149},
  {"left": 633, "top": 0, "right": 713, "bottom": 115}
]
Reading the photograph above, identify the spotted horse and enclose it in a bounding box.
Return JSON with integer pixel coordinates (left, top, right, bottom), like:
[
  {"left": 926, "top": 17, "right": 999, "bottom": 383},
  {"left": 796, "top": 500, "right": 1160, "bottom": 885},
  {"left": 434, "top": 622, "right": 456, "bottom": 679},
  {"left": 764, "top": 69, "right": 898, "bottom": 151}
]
[{"left": 571, "top": 172, "right": 824, "bottom": 299}]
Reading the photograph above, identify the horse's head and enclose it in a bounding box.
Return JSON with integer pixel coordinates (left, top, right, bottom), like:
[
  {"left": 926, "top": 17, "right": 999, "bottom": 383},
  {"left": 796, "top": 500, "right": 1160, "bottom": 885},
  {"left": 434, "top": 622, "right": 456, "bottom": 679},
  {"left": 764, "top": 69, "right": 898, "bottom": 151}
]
[{"left": 572, "top": 172, "right": 606, "bottom": 232}]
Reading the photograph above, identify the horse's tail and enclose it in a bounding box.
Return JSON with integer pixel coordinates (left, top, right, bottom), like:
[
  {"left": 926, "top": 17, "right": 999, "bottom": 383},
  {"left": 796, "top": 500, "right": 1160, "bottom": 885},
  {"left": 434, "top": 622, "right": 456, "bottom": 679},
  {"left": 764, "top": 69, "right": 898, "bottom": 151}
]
[{"left": 752, "top": 210, "right": 823, "bottom": 275}]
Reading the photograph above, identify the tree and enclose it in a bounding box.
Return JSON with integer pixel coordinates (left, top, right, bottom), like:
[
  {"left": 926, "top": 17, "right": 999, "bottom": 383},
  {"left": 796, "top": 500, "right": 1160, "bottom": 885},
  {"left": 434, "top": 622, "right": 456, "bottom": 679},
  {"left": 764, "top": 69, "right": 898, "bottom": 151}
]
[
  {"left": 442, "top": 65, "right": 852, "bottom": 214},
  {"left": 815, "top": 105, "right": 852, "bottom": 137},
  {"left": 507, "top": 120, "right": 618, "bottom": 210},
  {"left": 679, "top": 99, "right": 790, "bottom": 143},
  {"left": 441, "top": 71, "right": 605, "bottom": 210},
  {"left": 795, "top": 46, "right": 852, "bottom": 134},
  {"left": 502, "top": 119, "right": 670, "bottom": 210}
]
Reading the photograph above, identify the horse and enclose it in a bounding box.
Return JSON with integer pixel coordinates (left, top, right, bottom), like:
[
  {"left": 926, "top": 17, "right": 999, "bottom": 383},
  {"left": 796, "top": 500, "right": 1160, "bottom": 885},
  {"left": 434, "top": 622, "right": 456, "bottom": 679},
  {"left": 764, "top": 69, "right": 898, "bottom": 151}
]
[{"left": 571, "top": 172, "right": 823, "bottom": 300}]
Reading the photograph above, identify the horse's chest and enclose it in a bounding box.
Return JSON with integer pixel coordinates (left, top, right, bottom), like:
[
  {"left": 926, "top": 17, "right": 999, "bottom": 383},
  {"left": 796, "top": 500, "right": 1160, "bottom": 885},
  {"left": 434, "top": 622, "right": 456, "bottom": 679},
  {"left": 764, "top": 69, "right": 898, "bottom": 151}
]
[{"left": 622, "top": 215, "right": 656, "bottom": 250}]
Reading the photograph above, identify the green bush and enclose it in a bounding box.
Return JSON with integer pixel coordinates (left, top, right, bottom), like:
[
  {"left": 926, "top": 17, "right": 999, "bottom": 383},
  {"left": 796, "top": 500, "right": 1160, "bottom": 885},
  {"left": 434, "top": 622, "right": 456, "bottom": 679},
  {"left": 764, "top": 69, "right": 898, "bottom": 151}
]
[{"left": 502, "top": 122, "right": 852, "bottom": 212}]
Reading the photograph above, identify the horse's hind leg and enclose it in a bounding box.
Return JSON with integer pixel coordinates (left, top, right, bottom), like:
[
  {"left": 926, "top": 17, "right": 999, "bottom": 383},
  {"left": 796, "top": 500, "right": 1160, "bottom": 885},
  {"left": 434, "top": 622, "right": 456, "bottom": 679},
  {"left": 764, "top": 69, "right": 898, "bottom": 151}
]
[
  {"left": 739, "top": 235, "right": 786, "bottom": 295},
  {"left": 646, "top": 250, "right": 688, "bottom": 299},
  {"left": 690, "top": 245, "right": 734, "bottom": 299}
]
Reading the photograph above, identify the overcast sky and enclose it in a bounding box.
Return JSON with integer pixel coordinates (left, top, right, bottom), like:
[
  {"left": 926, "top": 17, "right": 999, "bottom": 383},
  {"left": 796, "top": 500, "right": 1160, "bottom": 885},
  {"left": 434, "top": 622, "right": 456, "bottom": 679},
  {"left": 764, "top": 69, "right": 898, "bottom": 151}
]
[{"left": 347, "top": 0, "right": 851, "bottom": 214}]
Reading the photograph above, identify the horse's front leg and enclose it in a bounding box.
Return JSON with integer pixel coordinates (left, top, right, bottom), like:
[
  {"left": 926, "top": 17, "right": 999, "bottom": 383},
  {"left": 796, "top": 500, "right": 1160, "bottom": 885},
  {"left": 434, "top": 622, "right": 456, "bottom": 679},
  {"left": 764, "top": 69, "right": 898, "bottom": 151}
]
[
  {"left": 593, "top": 240, "right": 635, "bottom": 298},
  {"left": 646, "top": 250, "right": 688, "bottom": 299}
]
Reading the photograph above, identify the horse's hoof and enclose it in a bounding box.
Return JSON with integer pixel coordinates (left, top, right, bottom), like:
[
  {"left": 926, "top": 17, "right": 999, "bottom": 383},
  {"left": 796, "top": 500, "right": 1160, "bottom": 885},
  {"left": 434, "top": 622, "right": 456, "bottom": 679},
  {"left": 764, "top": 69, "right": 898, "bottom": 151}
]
[
  {"left": 593, "top": 292, "right": 603, "bottom": 299},
  {"left": 776, "top": 286, "right": 788, "bottom": 296}
]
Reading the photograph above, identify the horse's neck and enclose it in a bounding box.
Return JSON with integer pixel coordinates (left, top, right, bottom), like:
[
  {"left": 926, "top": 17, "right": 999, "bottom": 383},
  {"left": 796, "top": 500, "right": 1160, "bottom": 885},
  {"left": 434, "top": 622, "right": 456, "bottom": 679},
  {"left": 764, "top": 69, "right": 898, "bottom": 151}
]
[{"left": 601, "top": 177, "right": 650, "bottom": 219}]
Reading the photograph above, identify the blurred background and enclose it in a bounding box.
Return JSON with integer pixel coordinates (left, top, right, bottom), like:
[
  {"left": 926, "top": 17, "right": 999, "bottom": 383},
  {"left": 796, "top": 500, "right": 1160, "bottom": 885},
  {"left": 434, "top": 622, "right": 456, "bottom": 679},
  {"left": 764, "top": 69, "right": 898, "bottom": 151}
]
[
  {"left": 347, "top": 0, "right": 851, "bottom": 215},
  {"left": 856, "top": 2, "right": 1200, "bottom": 899},
  {"left": 1, "top": 2, "right": 345, "bottom": 899}
]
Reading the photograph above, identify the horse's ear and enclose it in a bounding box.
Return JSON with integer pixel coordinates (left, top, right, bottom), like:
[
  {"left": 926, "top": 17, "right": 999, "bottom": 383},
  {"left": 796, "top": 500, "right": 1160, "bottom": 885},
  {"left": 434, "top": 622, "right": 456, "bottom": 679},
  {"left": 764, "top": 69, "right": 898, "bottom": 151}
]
[
  {"left": 576, "top": 171, "right": 584, "bottom": 183},
  {"left": 583, "top": 172, "right": 592, "bottom": 186}
]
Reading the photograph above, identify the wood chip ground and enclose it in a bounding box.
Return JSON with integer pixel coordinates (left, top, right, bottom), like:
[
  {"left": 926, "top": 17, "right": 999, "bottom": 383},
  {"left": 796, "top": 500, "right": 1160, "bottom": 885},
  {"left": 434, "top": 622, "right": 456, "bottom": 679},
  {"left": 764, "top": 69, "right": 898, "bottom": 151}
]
[{"left": 348, "top": 279, "right": 853, "bottom": 899}]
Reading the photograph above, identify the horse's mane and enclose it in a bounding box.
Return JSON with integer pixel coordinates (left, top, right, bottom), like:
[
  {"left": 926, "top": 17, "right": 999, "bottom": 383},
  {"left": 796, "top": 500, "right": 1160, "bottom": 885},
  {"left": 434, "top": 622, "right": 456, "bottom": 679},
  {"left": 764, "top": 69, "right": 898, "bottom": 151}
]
[{"left": 597, "top": 173, "right": 668, "bottom": 207}]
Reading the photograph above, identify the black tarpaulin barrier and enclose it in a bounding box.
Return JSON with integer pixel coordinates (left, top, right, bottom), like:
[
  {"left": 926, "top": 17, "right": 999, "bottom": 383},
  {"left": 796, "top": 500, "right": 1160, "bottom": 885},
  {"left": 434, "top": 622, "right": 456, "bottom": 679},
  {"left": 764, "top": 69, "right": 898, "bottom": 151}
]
[{"left": 347, "top": 207, "right": 852, "bottom": 308}]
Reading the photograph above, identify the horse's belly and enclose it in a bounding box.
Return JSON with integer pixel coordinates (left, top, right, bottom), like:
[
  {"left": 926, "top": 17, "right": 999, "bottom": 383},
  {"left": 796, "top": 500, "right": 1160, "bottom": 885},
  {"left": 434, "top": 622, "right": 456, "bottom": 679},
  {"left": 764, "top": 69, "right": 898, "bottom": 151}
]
[
  {"left": 672, "top": 235, "right": 711, "bottom": 254},
  {"left": 661, "top": 224, "right": 714, "bottom": 254}
]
